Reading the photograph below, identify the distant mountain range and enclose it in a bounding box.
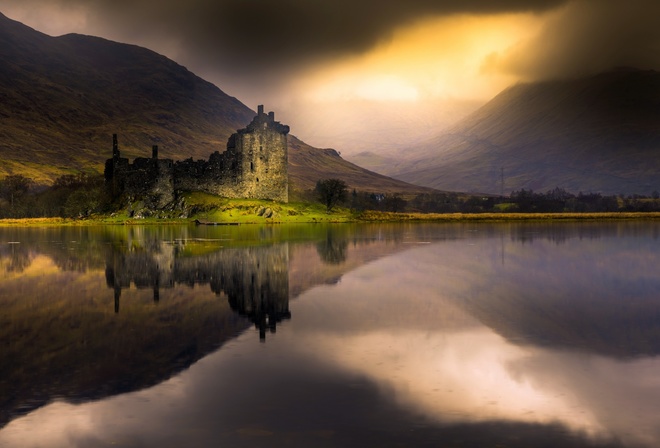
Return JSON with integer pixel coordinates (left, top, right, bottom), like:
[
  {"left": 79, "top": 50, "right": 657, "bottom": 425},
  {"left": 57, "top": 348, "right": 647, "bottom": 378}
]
[
  {"left": 358, "top": 68, "right": 660, "bottom": 196},
  {"left": 0, "top": 12, "right": 429, "bottom": 195}
]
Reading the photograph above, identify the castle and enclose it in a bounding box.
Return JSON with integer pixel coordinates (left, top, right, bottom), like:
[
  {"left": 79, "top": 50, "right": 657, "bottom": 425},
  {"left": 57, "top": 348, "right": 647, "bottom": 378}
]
[{"left": 104, "top": 106, "right": 290, "bottom": 208}]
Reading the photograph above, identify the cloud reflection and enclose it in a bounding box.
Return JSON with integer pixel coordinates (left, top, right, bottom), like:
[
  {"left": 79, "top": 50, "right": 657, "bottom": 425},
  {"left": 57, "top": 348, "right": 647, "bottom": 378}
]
[
  {"left": 287, "top": 231, "right": 660, "bottom": 446},
  {"left": 303, "top": 330, "right": 605, "bottom": 434}
]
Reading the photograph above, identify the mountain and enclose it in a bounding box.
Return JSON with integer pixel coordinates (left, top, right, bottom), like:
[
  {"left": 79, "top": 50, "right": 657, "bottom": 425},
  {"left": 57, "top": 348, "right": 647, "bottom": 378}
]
[
  {"left": 0, "top": 12, "right": 431, "bottom": 195},
  {"left": 388, "top": 69, "right": 660, "bottom": 195}
]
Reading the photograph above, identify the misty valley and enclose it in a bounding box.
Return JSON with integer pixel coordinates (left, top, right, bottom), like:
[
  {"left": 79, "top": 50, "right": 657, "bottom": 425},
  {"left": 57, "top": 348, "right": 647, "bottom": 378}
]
[{"left": 0, "top": 222, "right": 659, "bottom": 448}]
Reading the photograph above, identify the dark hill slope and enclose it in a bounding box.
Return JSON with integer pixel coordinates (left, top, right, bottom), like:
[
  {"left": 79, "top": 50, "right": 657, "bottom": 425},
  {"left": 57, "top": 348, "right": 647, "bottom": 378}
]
[
  {"left": 391, "top": 69, "right": 660, "bottom": 195},
  {"left": 0, "top": 12, "right": 432, "bottom": 195},
  {"left": 0, "top": 12, "right": 253, "bottom": 183}
]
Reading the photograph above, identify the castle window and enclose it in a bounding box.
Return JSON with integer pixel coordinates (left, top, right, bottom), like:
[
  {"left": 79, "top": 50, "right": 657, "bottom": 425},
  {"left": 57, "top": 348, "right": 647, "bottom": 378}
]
[
  {"left": 250, "top": 162, "right": 254, "bottom": 172},
  {"left": 260, "top": 145, "right": 263, "bottom": 152},
  {"left": 256, "top": 178, "right": 259, "bottom": 182}
]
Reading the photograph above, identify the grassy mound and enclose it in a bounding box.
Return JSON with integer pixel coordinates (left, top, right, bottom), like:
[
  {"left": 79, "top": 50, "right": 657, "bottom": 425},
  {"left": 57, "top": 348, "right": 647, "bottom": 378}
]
[{"left": 183, "top": 192, "right": 352, "bottom": 224}]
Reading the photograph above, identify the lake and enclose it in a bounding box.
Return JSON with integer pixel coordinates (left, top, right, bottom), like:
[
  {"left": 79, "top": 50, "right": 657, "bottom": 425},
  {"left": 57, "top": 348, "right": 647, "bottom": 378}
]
[{"left": 0, "top": 221, "right": 659, "bottom": 447}]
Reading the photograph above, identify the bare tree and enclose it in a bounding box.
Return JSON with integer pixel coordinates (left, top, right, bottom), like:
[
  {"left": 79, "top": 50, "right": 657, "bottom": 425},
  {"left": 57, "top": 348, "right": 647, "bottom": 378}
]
[{"left": 315, "top": 178, "right": 348, "bottom": 213}]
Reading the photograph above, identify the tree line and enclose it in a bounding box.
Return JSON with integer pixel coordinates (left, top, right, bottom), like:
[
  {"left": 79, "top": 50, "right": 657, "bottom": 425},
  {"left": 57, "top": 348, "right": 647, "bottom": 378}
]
[
  {"left": 0, "top": 173, "right": 107, "bottom": 218},
  {"left": 315, "top": 180, "right": 660, "bottom": 214},
  {"left": 1, "top": 174, "right": 659, "bottom": 219}
]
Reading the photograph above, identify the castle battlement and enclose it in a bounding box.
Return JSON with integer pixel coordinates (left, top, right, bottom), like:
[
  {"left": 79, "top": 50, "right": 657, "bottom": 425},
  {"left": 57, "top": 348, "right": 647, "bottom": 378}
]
[
  {"left": 241, "top": 106, "right": 290, "bottom": 135},
  {"left": 104, "top": 106, "right": 289, "bottom": 210}
]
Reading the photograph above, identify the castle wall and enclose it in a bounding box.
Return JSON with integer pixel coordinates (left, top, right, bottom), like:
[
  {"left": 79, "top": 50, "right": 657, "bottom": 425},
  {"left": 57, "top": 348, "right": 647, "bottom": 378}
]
[
  {"left": 105, "top": 106, "right": 289, "bottom": 207},
  {"left": 105, "top": 155, "right": 174, "bottom": 209},
  {"left": 172, "top": 148, "right": 242, "bottom": 198}
]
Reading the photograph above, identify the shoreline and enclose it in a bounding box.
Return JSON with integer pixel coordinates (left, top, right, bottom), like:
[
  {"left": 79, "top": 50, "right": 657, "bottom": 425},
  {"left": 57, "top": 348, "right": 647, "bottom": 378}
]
[{"left": 1, "top": 211, "right": 660, "bottom": 227}]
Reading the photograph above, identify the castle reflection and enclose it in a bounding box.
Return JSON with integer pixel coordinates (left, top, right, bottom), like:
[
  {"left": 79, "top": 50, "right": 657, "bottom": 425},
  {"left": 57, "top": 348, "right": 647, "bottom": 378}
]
[{"left": 105, "top": 239, "right": 290, "bottom": 341}]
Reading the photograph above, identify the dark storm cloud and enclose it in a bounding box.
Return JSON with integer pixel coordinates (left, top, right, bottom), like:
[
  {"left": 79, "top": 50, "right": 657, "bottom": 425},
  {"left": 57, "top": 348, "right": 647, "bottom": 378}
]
[
  {"left": 485, "top": 0, "right": 660, "bottom": 80},
  {"left": 5, "top": 0, "right": 568, "bottom": 78},
  {"left": 171, "top": 0, "right": 565, "bottom": 71}
]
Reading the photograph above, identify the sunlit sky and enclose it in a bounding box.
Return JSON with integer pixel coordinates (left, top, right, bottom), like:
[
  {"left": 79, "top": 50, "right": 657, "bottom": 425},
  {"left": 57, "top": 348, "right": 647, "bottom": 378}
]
[
  {"left": 3, "top": 0, "right": 660, "bottom": 154},
  {"left": 299, "top": 13, "right": 539, "bottom": 103}
]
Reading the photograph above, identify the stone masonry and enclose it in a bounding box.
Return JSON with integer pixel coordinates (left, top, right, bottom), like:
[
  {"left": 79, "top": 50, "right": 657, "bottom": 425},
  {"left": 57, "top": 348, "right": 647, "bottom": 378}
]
[{"left": 104, "top": 106, "right": 290, "bottom": 208}]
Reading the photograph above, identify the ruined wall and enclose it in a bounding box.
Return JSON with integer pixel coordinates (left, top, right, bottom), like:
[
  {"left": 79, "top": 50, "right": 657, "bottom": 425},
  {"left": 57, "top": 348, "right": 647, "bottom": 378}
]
[
  {"left": 171, "top": 148, "right": 241, "bottom": 198},
  {"left": 105, "top": 106, "right": 289, "bottom": 205},
  {"left": 105, "top": 157, "right": 175, "bottom": 210}
]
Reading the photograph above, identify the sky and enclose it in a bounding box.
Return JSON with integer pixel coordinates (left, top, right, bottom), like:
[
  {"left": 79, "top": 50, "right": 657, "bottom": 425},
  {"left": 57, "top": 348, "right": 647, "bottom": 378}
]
[{"left": 3, "top": 0, "right": 660, "bottom": 155}]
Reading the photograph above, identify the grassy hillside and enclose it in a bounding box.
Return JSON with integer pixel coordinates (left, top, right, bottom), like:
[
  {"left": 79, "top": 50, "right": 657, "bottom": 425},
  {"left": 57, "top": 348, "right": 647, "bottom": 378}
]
[{"left": 0, "top": 13, "right": 254, "bottom": 183}]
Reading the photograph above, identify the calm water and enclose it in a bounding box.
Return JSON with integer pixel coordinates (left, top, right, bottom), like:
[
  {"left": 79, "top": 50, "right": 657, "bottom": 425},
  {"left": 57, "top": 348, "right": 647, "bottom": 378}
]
[{"left": 0, "top": 222, "right": 659, "bottom": 448}]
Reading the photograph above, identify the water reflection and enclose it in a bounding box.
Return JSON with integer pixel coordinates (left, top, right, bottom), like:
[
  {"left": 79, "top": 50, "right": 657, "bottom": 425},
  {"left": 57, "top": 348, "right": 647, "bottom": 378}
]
[
  {"left": 106, "top": 240, "right": 291, "bottom": 340},
  {"left": 316, "top": 228, "right": 349, "bottom": 264},
  {"left": 0, "top": 222, "right": 659, "bottom": 447},
  {"left": 0, "top": 224, "right": 408, "bottom": 429},
  {"left": 2, "top": 243, "right": 32, "bottom": 273}
]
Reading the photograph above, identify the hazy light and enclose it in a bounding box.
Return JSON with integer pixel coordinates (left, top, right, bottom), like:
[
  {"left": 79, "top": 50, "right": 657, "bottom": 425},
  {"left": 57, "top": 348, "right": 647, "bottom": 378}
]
[
  {"left": 279, "top": 13, "right": 542, "bottom": 151},
  {"left": 300, "top": 13, "right": 541, "bottom": 105},
  {"left": 312, "top": 74, "right": 420, "bottom": 102}
]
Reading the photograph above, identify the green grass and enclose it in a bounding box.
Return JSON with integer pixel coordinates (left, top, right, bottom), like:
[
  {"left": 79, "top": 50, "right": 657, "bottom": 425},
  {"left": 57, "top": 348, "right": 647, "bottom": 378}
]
[
  {"left": 185, "top": 192, "right": 353, "bottom": 224},
  {"left": 2, "top": 193, "right": 660, "bottom": 227}
]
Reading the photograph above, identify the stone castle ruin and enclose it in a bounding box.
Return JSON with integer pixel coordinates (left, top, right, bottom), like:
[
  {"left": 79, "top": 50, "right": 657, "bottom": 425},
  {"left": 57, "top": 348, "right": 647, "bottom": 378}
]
[{"left": 105, "top": 106, "right": 290, "bottom": 209}]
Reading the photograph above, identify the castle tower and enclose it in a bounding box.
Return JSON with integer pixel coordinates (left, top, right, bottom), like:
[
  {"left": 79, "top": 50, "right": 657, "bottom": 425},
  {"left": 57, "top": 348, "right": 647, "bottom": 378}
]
[{"left": 230, "top": 105, "right": 290, "bottom": 202}]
